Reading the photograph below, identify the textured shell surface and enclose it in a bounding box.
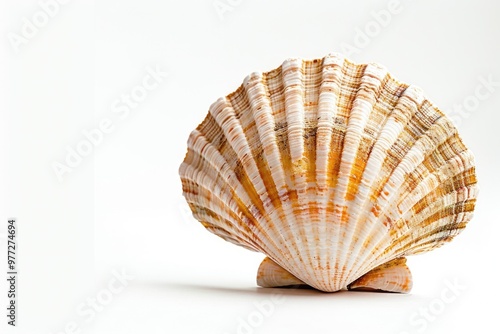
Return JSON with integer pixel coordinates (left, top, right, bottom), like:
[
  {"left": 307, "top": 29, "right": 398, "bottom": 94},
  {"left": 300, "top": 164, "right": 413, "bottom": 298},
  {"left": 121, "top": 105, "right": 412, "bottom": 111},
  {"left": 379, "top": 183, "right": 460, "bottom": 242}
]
[{"left": 179, "top": 53, "right": 478, "bottom": 293}]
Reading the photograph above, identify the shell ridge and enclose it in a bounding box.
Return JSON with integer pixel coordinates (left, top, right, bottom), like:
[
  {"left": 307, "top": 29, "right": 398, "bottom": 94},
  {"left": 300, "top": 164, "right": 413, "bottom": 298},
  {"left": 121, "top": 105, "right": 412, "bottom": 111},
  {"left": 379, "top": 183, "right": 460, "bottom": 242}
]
[
  {"left": 182, "top": 178, "right": 263, "bottom": 252},
  {"left": 326, "top": 59, "right": 366, "bottom": 289},
  {"left": 385, "top": 164, "right": 474, "bottom": 257},
  {"left": 315, "top": 54, "right": 345, "bottom": 284},
  {"left": 350, "top": 114, "right": 474, "bottom": 280},
  {"left": 382, "top": 155, "right": 477, "bottom": 255},
  {"left": 323, "top": 57, "right": 351, "bottom": 287},
  {"left": 300, "top": 57, "right": 330, "bottom": 289},
  {"left": 353, "top": 176, "right": 476, "bottom": 279},
  {"left": 181, "top": 161, "right": 268, "bottom": 253},
  {"left": 242, "top": 71, "right": 312, "bottom": 286},
  {"left": 335, "top": 63, "right": 393, "bottom": 288},
  {"left": 257, "top": 63, "right": 320, "bottom": 285},
  {"left": 194, "top": 211, "right": 258, "bottom": 251},
  {"left": 394, "top": 151, "right": 476, "bottom": 232},
  {"left": 182, "top": 124, "right": 284, "bottom": 253},
  {"left": 339, "top": 78, "right": 413, "bottom": 284},
  {"left": 182, "top": 130, "right": 259, "bottom": 235},
  {"left": 281, "top": 58, "right": 323, "bottom": 288},
  {"left": 208, "top": 97, "right": 300, "bottom": 268},
  {"left": 341, "top": 85, "right": 427, "bottom": 282}
]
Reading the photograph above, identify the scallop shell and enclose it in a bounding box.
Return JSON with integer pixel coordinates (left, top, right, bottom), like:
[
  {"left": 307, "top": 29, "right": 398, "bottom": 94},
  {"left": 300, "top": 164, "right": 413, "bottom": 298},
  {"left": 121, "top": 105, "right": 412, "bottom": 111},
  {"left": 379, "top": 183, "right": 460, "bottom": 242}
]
[{"left": 179, "top": 53, "right": 478, "bottom": 293}]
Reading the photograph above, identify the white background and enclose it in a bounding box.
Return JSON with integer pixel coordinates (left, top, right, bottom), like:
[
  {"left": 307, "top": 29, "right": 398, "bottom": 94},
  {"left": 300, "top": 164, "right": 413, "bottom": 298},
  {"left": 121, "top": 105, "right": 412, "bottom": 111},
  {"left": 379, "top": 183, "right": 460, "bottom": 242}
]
[{"left": 2, "top": 0, "right": 500, "bottom": 333}]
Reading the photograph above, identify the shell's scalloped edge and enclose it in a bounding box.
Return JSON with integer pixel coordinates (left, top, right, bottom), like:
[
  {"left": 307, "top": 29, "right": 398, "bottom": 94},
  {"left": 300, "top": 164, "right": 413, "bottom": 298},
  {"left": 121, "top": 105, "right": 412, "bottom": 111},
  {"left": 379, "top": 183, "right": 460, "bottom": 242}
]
[
  {"left": 216, "top": 53, "right": 426, "bottom": 110},
  {"left": 190, "top": 51, "right": 476, "bottom": 185},
  {"left": 208, "top": 53, "right": 465, "bottom": 132}
]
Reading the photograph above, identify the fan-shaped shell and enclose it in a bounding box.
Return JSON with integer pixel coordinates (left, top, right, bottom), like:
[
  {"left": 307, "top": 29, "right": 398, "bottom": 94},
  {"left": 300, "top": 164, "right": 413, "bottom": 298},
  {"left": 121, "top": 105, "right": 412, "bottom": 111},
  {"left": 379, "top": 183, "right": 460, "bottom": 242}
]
[{"left": 179, "top": 53, "right": 478, "bottom": 292}]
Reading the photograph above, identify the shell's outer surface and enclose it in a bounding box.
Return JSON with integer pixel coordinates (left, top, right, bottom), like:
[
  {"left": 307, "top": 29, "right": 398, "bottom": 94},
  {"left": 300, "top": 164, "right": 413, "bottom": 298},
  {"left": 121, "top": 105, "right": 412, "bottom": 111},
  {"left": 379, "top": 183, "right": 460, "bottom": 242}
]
[
  {"left": 179, "top": 53, "right": 478, "bottom": 292},
  {"left": 257, "top": 257, "right": 305, "bottom": 288},
  {"left": 347, "top": 257, "right": 413, "bottom": 293},
  {"left": 257, "top": 256, "right": 412, "bottom": 293}
]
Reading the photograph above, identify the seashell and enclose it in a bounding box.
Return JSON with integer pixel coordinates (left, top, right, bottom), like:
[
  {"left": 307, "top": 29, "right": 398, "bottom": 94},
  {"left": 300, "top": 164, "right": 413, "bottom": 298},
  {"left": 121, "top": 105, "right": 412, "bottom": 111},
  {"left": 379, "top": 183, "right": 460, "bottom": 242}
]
[{"left": 179, "top": 53, "right": 478, "bottom": 293}]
